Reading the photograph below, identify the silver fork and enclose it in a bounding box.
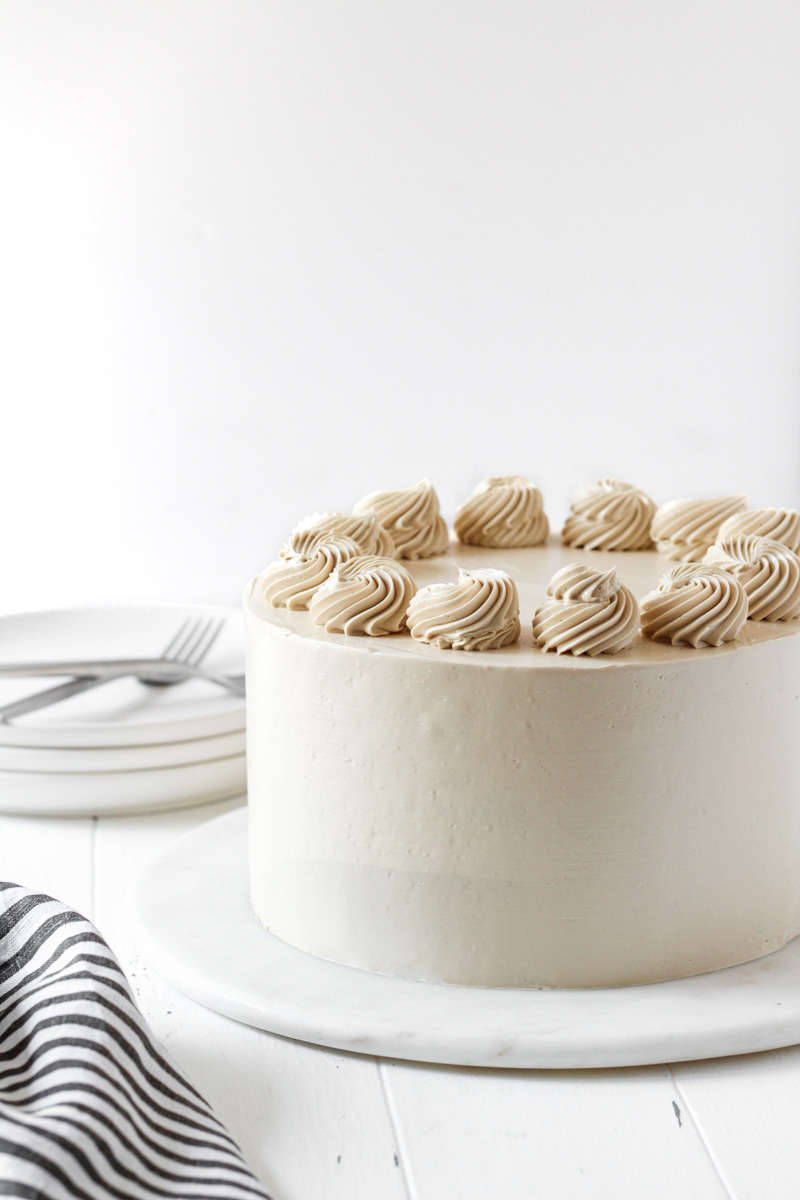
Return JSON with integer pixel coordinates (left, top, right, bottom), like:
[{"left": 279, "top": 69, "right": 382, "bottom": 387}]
[{"left": 0, "top": 615, "right": 229, "bottom": 724}]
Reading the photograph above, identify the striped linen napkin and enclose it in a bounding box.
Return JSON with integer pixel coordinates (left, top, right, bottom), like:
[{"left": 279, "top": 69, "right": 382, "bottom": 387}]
[{"left": 0, "top": 882, "right": 269, "bottom": 1199}]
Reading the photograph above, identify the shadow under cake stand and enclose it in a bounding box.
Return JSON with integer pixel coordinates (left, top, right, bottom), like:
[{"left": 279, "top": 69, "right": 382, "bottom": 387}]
[{"left": 130, "top": 807, "right": 800, "bottom": 1069}]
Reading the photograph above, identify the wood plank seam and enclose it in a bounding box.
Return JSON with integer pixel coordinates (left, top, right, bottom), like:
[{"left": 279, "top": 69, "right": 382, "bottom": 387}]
[
  {"left": 667, "top": 1066, "right": 737, "bottom": 1199},
  {"left": 378, "top": 1060, "right": 416, "bottom": 1200}
]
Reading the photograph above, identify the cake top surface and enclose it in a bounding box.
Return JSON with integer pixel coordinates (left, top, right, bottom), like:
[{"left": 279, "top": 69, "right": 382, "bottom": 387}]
[{"left": 246, "top": 536, "right": 799, "bottom": 670}]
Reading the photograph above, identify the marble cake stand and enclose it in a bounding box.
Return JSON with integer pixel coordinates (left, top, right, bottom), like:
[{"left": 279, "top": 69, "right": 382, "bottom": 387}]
[{"left": 130, "top": 807, "right": 800, "bottom": 1069}]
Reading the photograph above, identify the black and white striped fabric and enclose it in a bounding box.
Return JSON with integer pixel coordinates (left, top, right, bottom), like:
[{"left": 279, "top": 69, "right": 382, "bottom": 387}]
[{"left": 0, "top": 882, "right": 269, "bottom": 1199}]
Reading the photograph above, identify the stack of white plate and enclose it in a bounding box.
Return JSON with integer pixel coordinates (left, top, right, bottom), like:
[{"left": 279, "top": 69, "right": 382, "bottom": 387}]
[{"left": 0, "top": 604, "right": 246, "bottom": 816}]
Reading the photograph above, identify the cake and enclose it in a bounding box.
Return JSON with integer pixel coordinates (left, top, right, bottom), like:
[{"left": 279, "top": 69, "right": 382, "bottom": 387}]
[{"left": 244, "top": 480, "right": 800, "bottom": 989}]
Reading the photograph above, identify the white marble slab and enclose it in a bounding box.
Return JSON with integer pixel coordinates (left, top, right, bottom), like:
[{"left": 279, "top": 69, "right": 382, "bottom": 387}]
[{"left": 130, "top": 808, "right": 800, "bottom": 1069}]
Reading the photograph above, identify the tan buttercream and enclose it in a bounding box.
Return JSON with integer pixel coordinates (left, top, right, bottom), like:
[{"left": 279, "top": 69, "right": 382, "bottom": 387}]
[
  {"left": 651, "top": 495, "right": 747, "bottom": 562},
  {"left": 705, "top": 534, "right": 800, "bottom": 622},
  {"left": 561, "top": 479, "right": 656, "bottom": 552},
  {"left": 353, "top": 479, "right": 449, "bottom": 559},
  {"left": 407, "top": 567, "right": 520, "bottom": 651},
  {"left": 532, "top": 563, "right": 639, "bottom": 656},
  {"left": 716, "top": 507, "right": 800, "bottom": 555},
  {"left": 454, "top": 476, "right": 549, "bottom": 548},
  {"left": 260, "top": 531, "right": 361, "bottom": 610},
  {"left": 640, "top": 562, "right": 748, "bottom": 647},
  {"left": 290, "top": 510, "right": 395, "bottom": 558},
  {"left": 308, "top": 555, "right": 416, "bottom": 635}
]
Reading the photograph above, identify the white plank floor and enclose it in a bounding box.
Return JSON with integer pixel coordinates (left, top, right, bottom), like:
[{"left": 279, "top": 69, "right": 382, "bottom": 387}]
[{"left": 1, "top": 798, "right": 798, "bottom": 1200}]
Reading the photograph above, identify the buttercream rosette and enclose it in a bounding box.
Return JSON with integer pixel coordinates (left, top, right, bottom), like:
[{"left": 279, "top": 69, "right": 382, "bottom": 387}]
[
  {"left": 704, "top": 534, "right": 800, "bottom": 622},
  {"left": 407, "top": 568, "right": 520, "bottom": 651},
  {"left": 716, "top": 507, "right": 800, "bottom": 556},
  {"left": 353, "top": 479, "right": 449, "bottom": 559},
  {"left": 260, "top": 531, "right": 361, "bottom": 610},
  {"left": 650, "top": 495, "right": 747, "bottom": 562},
  {"left": 453, "top": 476, "right": 549, "bottom": 548},
  {"left": 532, "top": 564, "right": 639, "bottom": 656},
  {"left": 289, "top": 509, "right": 395, "bottom": 558},
  {"left": 561, "top": 479, "right": 656, "bottom": 551},
  {"left": 308, "top": 555, "right": 416, "bottom": 635},
  {"left": 640, "top": 563, "right": 748, "bottom": 647}
]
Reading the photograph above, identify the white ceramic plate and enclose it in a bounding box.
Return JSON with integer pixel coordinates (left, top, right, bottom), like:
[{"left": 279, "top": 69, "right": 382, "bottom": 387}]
[
  {"left": 0, "top": 728, "right": 246, "bottom": 773},
  {"left": 132, "top": 807, "right": 800, "bottom": 1069},
  {"left": 0, "top": 604, "right": 245, "bottom": 748},
  {"left": 0, "top": 756, "right": 247, "bottom": 816}
]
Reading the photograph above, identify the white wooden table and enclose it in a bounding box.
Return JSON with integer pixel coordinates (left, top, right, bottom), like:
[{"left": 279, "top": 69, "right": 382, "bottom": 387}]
[{"left": 1, "top": 796, "right": 797, "bottom": 1200}]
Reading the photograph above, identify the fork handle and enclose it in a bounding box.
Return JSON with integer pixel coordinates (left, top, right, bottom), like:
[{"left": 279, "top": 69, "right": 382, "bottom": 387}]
[
  {"left": 0, "top": 668, "right": 246, "bottom": 723},
  {"left": 0, "top": 677, "right": 102, "bottom": 722}
]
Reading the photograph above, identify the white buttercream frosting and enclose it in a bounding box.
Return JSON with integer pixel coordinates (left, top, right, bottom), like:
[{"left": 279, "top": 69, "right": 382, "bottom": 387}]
[
  {"left": 353, "top": 479, "right": 449, "bottom": 559},
  {"left": 407, "top": 567, "right": 520, "bottom": 651},
  {"left": 531, "top": 563, "right": 639, "bottom": 656},
  {"left": 640, "top": 562, "right": 748, "bottom": 647},
  {"left": 651, "top": 495, "right": 747, "bottom": 562},
  {"left": 260, "top": 531, "right": 361, "bottom": 610},
  {"left": 290, "top": 510, "right": 396, "bottom": 558},
  {"left": 246, "top": 536, "right": 800, "bottom": 989},
  {"left": 308, "top": 555, "right": 416, "bottom": 635},
  {"left": 454, "top": 476, "right": 549, "bottom": 547},
  {"left": 705, "top": 534, "right": 800, "bottom": 622},
  {"left": 716, "top": 507, "right": 800, "bottom": 555},
  {"left": 561, "top": 479, "right": 656, "bottom": 551}
]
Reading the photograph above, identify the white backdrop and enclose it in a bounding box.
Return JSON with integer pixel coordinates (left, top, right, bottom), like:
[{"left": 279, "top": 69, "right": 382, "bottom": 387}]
[{"left": 2, "top": 1, "right": 799, "bottom": 609}]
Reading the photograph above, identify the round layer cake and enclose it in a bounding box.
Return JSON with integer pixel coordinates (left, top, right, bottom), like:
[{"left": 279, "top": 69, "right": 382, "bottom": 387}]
[{"left": 244, "top": 537, "right": 800, "bottom": 989}]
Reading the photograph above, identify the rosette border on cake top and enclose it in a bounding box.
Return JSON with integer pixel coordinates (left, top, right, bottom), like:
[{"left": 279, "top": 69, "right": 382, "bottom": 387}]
[
  {"left": 354, "top": 479, "right": 449, "bottom": 559},
  {"left": 407, "top": 567, "right": 521, "bottom": 651},
  {"left": 561, "top": 479, "right": 656, "bottom": 552},
  {"left": 454, "top": 476, "right": 549, "bottom": 548},
  {"left": 260, "top": 530, "right": 361, "bottom": 610},
  {"left": 532, "top": 563, "right": 639, "bottom": 656},
  {"left": 640, "top": 562, "right": 749, "bottom": 647},
  {"left": 308, "top": 555, "right": 417, "bottom": 636},
  {"left": 704, "top": 534, "right": 800, "bottom": 622},
  {"left": 650, "top": 495, "right": 748, "bottom": 563}
]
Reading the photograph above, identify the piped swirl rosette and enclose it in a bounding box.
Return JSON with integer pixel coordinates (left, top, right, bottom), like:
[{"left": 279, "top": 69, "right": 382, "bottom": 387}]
[
  {"left": 353, "top": 479, "right": 449, "bottom": 559},
  {"left": 308, "top": 555, "right": 416, "bottom": 635},
  {"left": 704, "top": 534, "right": 800, "bottom": 622},
  {"left": 561, "top": 479, "right": 656, "bottom": 551},
  {"left": 716, "top": 507, "right": 800, "bottom": 555},
  {"left": 640, "top": 563, "right": 748, "bottom": 647},
  {"left": 407, "top": 568, "right": 521, "bottom": 651},
  {"left": 532, "top": 564, "right": 639, "bottom": 656},
  {"left": 260, "top": 530, "right": 361, "bottom": 610},
  {"left": 290, "top": 509, "right": 395, "bottom": 557},
  {"left": 453, "top": 476, "right": 549, "bottom": 547},
  {"left": 650, "top": 495, "right": 747, "bottom": 562}
]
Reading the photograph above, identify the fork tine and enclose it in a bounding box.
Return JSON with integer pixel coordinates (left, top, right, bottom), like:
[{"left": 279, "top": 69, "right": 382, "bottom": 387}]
[
  {"left": 169, "top": 616, "right": 210, "bottom": 664},
  {"left": 186, "top": 618, "right": 225, "bottom": 666},
  {"left": 159, "top": 617, "right": 196, "bottom": 660}
]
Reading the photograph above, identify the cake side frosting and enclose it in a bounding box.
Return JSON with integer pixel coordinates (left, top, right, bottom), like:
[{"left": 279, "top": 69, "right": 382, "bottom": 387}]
[{"left": 246, "top": 536, "right": 800, "bottom": 989}]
